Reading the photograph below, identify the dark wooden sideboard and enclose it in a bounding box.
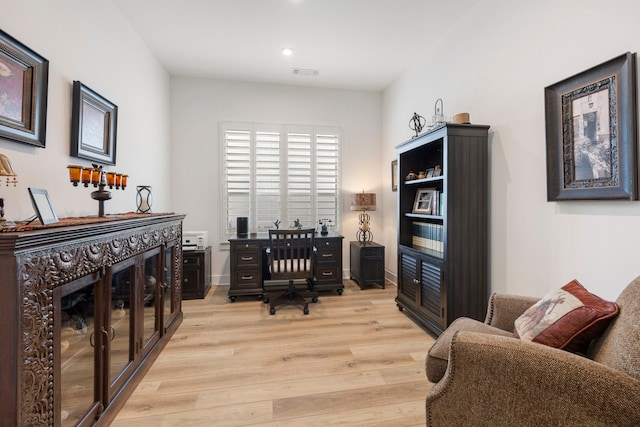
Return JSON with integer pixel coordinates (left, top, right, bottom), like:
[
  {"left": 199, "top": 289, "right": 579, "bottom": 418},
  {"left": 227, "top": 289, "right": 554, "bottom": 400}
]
[
  {"left": 228, "top": 232, "right": 344, "bottom": 301},
  {"left": 0, "top": 213, "right": 185, "bottom": 427}
]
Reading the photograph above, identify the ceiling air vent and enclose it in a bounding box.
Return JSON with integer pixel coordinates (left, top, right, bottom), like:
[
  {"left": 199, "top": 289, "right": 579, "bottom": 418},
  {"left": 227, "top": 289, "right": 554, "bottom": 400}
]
[{"left": 292, "top": 68, "right": 320, "bottom": 77}]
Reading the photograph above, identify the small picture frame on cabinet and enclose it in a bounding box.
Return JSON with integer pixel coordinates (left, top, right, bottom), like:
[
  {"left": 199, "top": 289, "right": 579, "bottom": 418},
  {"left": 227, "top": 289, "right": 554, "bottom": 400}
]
[
  {"left": 433, "top": 165, "right": 442, "bottom": 177},
  {"left": 412, "top": 188, "right": 436, "bottom": 214},
  {"left": 28, "top": 187, "right": 58, "bottom": 225}
]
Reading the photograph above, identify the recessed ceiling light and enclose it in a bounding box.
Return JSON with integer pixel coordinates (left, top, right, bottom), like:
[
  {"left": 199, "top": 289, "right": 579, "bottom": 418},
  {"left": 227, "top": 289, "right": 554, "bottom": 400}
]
[{"left": 281, "top": 47, "right": 294, "bottom": 56}]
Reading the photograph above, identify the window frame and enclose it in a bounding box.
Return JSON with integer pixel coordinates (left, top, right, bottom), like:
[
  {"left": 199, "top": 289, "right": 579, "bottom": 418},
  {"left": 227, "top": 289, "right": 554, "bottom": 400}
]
[{"left": 220, "top": 121, "right": 342, "bottom": 239}]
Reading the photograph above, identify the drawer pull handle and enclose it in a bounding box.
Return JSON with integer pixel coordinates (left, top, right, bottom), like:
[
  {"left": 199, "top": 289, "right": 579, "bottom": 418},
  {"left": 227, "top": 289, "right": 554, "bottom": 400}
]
[
  {"left": 322, "top": 272, "right": 333, "bottom": 277},
  {"left": 325, "top": 242, "right": 330, "bottom": 246},
  {"left": 322, "top": 253, "right": 333, "bottom": 258},
  {"left": 241, "top": 275, "right": 254, "bottom": 280},
  {"left": 241, "top": 256, "right": 254, "bottom": 261}
]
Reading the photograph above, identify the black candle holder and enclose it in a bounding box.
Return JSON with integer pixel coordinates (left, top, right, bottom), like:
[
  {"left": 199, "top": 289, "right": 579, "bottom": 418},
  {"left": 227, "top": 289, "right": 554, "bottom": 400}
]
[
  {"left": 67, "top": 164, "right": 127, "bottom": 217},
  {"left": 136, "top": 185, "right": 152, "bottom": 213}
]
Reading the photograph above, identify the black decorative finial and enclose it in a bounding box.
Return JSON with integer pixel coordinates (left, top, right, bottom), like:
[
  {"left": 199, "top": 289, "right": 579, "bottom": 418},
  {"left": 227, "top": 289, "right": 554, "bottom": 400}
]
[{"left": 409, "top": 112, "right": 426, "bottom": 138}]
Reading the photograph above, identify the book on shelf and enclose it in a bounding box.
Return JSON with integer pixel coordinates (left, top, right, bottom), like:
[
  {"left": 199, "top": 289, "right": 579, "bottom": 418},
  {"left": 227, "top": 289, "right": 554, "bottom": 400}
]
[
  {"left": 427, "top": 189, "right": 444, "bottom": 216},
  {"left": 412, "top": 221, "right": 443, "bottom": 256}
]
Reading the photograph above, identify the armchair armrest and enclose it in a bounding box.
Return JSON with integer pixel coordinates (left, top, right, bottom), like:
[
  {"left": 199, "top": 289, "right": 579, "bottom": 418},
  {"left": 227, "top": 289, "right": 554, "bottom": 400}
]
[
  {"left": 426, "top": 331, "right": 640, "bottom": 426},
  {"left": 484, "top": 293, "right": 539, "bottom": 331}
]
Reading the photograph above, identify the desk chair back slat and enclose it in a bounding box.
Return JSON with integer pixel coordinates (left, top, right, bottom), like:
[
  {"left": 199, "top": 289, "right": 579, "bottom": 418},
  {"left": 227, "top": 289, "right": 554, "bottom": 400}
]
[{"left": 268, "top": 228, "right": 315, "bottom": 281}]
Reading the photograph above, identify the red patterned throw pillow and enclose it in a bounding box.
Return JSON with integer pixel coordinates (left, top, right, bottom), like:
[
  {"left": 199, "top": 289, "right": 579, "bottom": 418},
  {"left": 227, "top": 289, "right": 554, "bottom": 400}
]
[{"left": 514, "top": 279, "right": 619, "bottom": 353}]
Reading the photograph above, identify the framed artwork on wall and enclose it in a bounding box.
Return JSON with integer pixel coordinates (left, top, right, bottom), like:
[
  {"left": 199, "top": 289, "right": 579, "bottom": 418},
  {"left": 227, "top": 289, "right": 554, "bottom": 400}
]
[
  {"left": 545, "top": 52, "right": 638, "bottom": 201},
  {"left": 391, "top": 159, "right": 398, "bottom": 191},
  {"left": 0, "top": 29, "right": 49, "bottom": 148},
  {"left": 71, "top": 81, "right": 118, "bottom": 165}
]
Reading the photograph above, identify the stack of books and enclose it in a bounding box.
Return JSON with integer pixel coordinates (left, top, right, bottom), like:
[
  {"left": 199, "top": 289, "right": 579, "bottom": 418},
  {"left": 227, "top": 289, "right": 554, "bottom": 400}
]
[{"left": 412, "top": 221, "right": 444, "bottom": 257}]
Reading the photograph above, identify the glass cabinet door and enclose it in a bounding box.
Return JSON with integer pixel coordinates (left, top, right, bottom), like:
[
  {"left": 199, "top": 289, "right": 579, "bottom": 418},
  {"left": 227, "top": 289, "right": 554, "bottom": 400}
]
[
  {"left": 141, "top": 248, "right": 161, "bottom": 353},
  {"left": 163, "top": 243, "right": 178, "bottom": 330},
  {"left": 54, "top": 273, "right": 103, "bottom": 427},
  {"left": 106, "top": 257, "right": 136, "bottom": 401}
]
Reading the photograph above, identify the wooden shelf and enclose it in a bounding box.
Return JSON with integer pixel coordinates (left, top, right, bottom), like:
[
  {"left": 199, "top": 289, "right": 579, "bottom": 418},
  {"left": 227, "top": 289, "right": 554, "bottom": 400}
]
[
  {"left": 403, "top": 176, "right": 443, "bottom": 185},
  {"left": 405, "top": 213, "right": 443, "bottom": 220}
]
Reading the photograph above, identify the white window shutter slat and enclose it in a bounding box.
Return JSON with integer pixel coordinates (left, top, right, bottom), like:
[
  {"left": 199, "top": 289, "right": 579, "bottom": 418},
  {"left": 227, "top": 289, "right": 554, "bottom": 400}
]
[{"left": 222, "top": 123, "right": 340, "bottom": 235}]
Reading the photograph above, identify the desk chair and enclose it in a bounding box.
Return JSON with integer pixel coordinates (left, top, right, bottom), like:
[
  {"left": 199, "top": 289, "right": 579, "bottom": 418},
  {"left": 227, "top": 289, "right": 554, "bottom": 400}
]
[{"left": 264, "top": 228, "right": 318, "bottom": 315}]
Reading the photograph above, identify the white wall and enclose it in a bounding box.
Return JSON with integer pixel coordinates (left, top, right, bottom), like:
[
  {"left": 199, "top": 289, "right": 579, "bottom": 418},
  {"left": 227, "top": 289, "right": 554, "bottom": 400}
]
[
  {"left": 170, "top": 78, "right": 382, "bottom": 284},
  {"left": 382, "top": 0, "right": 640, "bottom": 300},
  {"left": 0, "top": 0, "right": 172, "bottom": 220},
  {"left": 7, "top": 0, "right": 636, "bottom": 302}
]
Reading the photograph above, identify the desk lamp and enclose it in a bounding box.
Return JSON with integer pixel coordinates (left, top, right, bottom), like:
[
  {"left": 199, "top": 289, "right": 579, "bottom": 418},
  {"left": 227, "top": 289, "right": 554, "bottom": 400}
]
[{"left": 351, "top": 191, "right": 376, "bottom": 244}]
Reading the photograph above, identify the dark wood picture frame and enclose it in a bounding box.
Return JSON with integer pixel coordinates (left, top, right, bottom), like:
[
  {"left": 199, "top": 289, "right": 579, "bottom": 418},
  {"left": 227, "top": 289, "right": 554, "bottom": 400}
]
[
  {"left": 0, "top": 29, "right": 49, "bottom": 148},
  {"left": 545, "top": 52, "right": 638, "bottom": 200},
  {"left": 71, "top": 81, "right": 118, "bottom": 165},
  {"left": 28, "top": 187, "right": 58, "bottom": 225}
]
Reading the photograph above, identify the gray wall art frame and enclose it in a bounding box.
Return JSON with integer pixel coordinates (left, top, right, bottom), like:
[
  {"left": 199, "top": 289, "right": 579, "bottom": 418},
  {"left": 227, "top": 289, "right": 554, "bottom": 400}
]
[
  {"left": 545, "top": 52, "right": 638, "bottom": 201},
  {"left": 71, "top": 81, "right": 118, "bottom": 165},
  {"left": 0, "top": 29, "right": 49, "bottom": 148}
]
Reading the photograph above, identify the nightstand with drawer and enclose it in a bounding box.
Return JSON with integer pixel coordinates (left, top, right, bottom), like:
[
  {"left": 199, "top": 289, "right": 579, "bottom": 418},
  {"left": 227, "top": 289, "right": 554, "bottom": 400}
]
[
  {"left": 182, "top": 246, "right": 212, "bottom": 299},
  {"left": 350, "top": 241, "right": 385, "bottom": 290}
]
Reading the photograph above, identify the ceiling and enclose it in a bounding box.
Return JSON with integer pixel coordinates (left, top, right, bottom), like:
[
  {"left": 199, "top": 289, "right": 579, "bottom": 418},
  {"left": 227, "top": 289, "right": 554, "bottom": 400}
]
[{"left": 112, "top": 0, "right": 477, "bottom": 91}]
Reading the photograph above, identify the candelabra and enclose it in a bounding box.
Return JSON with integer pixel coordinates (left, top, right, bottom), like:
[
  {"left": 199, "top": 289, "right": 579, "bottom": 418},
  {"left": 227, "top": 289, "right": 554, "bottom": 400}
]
[{"left": 67, "top": 164, "right": 128, "bottom": 217}]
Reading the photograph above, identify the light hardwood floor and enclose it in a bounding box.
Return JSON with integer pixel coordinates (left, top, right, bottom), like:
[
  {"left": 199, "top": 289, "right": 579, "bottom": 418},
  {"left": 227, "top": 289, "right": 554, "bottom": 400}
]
[{"left": 112, "top": 280, "right": 435, "bottom": 426}]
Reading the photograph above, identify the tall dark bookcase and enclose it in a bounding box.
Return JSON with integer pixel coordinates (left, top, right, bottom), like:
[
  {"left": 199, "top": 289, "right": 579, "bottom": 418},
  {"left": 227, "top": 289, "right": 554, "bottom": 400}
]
[{"left": 395, "top": 123, "right": 489, "bottom": 336}]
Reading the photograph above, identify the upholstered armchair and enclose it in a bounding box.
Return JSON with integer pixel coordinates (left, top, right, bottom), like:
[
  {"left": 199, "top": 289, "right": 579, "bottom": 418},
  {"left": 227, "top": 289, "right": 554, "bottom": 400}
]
[{"left": 425, "top": 276, "right": 640, "bottom": 426}]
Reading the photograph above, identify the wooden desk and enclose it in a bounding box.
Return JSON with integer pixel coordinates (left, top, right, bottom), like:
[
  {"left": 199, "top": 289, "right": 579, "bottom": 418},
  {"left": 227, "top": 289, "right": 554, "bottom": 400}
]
[{"left": 228, "top": 232, "right": 344, "bottom": 301}]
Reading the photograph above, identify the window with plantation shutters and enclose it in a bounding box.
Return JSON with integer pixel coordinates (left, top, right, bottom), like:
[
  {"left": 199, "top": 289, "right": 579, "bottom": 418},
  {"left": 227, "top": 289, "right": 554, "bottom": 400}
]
[{"left": 221, "top": 122, "right": 341, "bottom": 236}]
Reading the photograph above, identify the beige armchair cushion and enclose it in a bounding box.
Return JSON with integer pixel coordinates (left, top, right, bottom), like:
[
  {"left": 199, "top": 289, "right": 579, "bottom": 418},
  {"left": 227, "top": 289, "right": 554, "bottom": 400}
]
[
  {"left": 426, "top": 292, "right": 538, "bottom": 384},
  {"left": 426, "top": 317, "right": 513, "bottom": 383}
]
